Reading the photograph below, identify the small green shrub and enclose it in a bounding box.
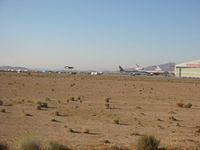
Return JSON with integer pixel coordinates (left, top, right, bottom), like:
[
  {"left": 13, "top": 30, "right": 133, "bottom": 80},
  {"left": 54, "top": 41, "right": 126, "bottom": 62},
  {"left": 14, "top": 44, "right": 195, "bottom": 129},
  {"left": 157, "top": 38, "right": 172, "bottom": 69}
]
[
  {"left": 19, "top": 137, "right": 41, "bottom": 150},
  {"left": 37, "top": 101, "right": 42, "bottom": 105},
  {"left": 45, "top": 97, "right": 51, "bottom": 101},
  {"left": 47, "top": 141, "right": 70, "bottom": 150},
  {"left": 137, "top": 135, "right": 160, "bottom": 150},
  {"left": 185, "top": 103, "right": 192, "bottom": 108}
]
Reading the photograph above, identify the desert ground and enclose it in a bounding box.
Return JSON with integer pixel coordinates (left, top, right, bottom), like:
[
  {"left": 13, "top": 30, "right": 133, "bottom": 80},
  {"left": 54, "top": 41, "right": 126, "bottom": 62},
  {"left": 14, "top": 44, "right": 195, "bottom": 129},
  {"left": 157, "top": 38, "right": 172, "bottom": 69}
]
[{"left": 0, "top": 72, "right": 200, "bottom": 149}]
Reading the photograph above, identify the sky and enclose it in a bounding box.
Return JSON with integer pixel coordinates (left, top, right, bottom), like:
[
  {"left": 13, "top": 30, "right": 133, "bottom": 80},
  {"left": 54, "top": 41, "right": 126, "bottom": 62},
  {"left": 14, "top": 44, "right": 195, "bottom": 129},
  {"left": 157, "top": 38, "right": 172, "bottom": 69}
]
[{"left": 0, "top": 0, "right": 200, "bottom": 70}]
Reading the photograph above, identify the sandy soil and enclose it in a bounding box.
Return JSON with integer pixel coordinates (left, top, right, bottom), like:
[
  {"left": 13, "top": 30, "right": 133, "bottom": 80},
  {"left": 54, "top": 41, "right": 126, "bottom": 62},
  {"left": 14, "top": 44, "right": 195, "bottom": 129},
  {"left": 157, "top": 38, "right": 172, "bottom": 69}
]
[{"left": 0, "top": 72, "right": 200, "bottom": 149}]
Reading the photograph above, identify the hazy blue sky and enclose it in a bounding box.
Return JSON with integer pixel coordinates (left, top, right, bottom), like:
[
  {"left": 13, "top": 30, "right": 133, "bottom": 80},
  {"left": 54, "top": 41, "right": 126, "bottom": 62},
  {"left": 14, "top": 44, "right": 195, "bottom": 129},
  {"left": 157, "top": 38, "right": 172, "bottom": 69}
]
[{"left": 0, "top": 0, "right": 200, "bottom": 70}]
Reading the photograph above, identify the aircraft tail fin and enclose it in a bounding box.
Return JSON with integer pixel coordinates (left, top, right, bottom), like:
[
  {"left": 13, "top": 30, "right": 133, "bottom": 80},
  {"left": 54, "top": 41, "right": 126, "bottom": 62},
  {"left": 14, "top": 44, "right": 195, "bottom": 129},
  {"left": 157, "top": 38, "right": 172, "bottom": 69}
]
[
  {"left": 155, "top": 65, "right": 162, "bottom": 71},
  {"left": 119, "top": 66, "right": 124, "bottom": 72},
  {"left": 136, "top": 64, "right": 140, "bottom": 68}
]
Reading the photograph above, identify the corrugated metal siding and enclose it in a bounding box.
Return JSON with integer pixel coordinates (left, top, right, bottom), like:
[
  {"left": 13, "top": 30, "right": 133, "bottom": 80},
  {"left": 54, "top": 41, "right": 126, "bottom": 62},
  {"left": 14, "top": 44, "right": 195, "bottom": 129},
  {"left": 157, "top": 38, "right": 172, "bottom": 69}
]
[{"left": 175, "top": 67, "right": 200, "bottom": 78}]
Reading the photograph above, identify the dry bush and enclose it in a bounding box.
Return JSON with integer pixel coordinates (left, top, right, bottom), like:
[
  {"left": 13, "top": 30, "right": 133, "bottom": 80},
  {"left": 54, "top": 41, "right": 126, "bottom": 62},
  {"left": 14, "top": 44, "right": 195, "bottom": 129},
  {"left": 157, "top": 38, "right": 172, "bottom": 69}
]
[
  {"left": 0, "top": 100, "right": 3, "bottom": 106},
  {"left": 113, "top": 119, "right": 120, "bottom": 125},
  {"left": 176, "top": 102, "right": 192, "bottom": 108},
  {"left": 47, "top": 141, "right": 70, "bottom": 150},
  {"left": 137, "top": 135, "right": 160, "bottom": 150},
  {"left": 70, "top": 97, "right": 75, "bottom": 101},
  {"left": 51, "top": 119, "right": 58, "bottom": 122},
  {"left": 105, "top": 103, "right": 110, "bottom": 109},
  {"left": 0, "top": 142, "right": 9, "bottom": 150},
  {"left": 169, "top": 116, "right": 177, "bottom": 121},
  {"left": 105, "top": 98, "right": 110, "bottom": 103},
  {"left": 102, "top": 140, "right": 110, "bottom": 144},
  {"left": 1, "top": 109, "right": 6, "bottom": 113},
  {"left": 45, "top": 97, "right": 51, "bottom": 101},
  {"left": 54, "top": 111, "right": 60, "bottom": 116},
  {"left": 176, "top": 103, "right": 184, "bottom": 108},
  {"left": 36, "top": 105, "right": 42, "bottom": 110},
  {"left": 24, "top": 113, "right": 33, "bottom": 117},
  {"left": 70, "top": 83, "right": 75, "bottom": 87},
  {"left": 136, "top": 106, "right": 142, "bottom": 109}
]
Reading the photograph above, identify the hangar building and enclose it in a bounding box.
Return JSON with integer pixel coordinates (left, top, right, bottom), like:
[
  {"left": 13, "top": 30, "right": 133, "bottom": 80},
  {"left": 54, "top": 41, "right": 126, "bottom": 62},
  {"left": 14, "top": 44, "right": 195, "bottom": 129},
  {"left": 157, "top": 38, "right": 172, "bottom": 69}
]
[{"left": 175, "top": 59, "right": 200, "bottom": 78}]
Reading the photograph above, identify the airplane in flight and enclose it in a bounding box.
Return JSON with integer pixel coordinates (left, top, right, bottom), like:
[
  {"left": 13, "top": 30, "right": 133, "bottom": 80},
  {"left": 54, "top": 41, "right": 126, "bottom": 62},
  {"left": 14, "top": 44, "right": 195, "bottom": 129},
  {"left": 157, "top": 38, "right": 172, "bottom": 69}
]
[{"left": 64, "top": 66, "right": 74, "bottom": 70}]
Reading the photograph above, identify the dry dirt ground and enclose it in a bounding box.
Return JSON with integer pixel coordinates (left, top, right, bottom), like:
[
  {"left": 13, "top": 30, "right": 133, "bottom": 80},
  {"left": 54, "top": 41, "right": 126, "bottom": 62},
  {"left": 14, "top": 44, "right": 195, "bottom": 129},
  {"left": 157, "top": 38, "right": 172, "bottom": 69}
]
[{"left": 0, "top": 72, "right": 200, "bottom": 149}]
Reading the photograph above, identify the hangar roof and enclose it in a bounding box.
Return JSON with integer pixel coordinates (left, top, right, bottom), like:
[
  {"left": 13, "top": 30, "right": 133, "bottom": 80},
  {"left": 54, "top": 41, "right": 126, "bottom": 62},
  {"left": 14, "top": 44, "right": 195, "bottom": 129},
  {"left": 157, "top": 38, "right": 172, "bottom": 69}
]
[{"left": 176, "top": 59, "right": 200, "bottom": 68}]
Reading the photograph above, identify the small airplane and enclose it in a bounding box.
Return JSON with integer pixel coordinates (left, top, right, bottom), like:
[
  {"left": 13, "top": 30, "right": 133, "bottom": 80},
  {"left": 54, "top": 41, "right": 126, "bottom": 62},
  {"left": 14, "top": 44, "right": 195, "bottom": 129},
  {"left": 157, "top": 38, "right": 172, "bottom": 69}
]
[{"left": 64, "top": 66, "right": 74, "bottom": 70}]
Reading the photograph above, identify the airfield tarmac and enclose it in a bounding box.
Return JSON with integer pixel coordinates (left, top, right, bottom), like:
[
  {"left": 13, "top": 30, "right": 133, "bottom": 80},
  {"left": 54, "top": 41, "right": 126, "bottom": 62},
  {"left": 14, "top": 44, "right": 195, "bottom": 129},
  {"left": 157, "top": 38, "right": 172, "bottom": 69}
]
[{"left": 0, "top": 72, "right": 200, "bottom": 149}]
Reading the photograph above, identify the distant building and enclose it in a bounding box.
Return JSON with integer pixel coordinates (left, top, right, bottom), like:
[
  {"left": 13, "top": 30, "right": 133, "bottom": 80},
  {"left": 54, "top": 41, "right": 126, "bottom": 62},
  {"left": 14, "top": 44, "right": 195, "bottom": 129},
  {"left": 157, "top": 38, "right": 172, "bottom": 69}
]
[{"left": 175, "top": 59, "right": 200, "bottom": 78}]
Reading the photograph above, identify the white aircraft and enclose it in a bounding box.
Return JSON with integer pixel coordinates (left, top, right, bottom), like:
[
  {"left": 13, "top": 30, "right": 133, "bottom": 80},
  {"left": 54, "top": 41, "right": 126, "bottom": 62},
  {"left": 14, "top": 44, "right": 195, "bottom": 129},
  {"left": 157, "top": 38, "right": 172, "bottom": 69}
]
[
  {"left": 135, "top": 64, "right": 144, "bottom": 71},
  {"left": 119, "top": 65, "right": 169, "bottom": 76},
  {"left": 119, "top": 65, "right": 151, "bottom": 76},
  {"left": 146, "top": 66, "right": 169, "bottom": 75}
]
